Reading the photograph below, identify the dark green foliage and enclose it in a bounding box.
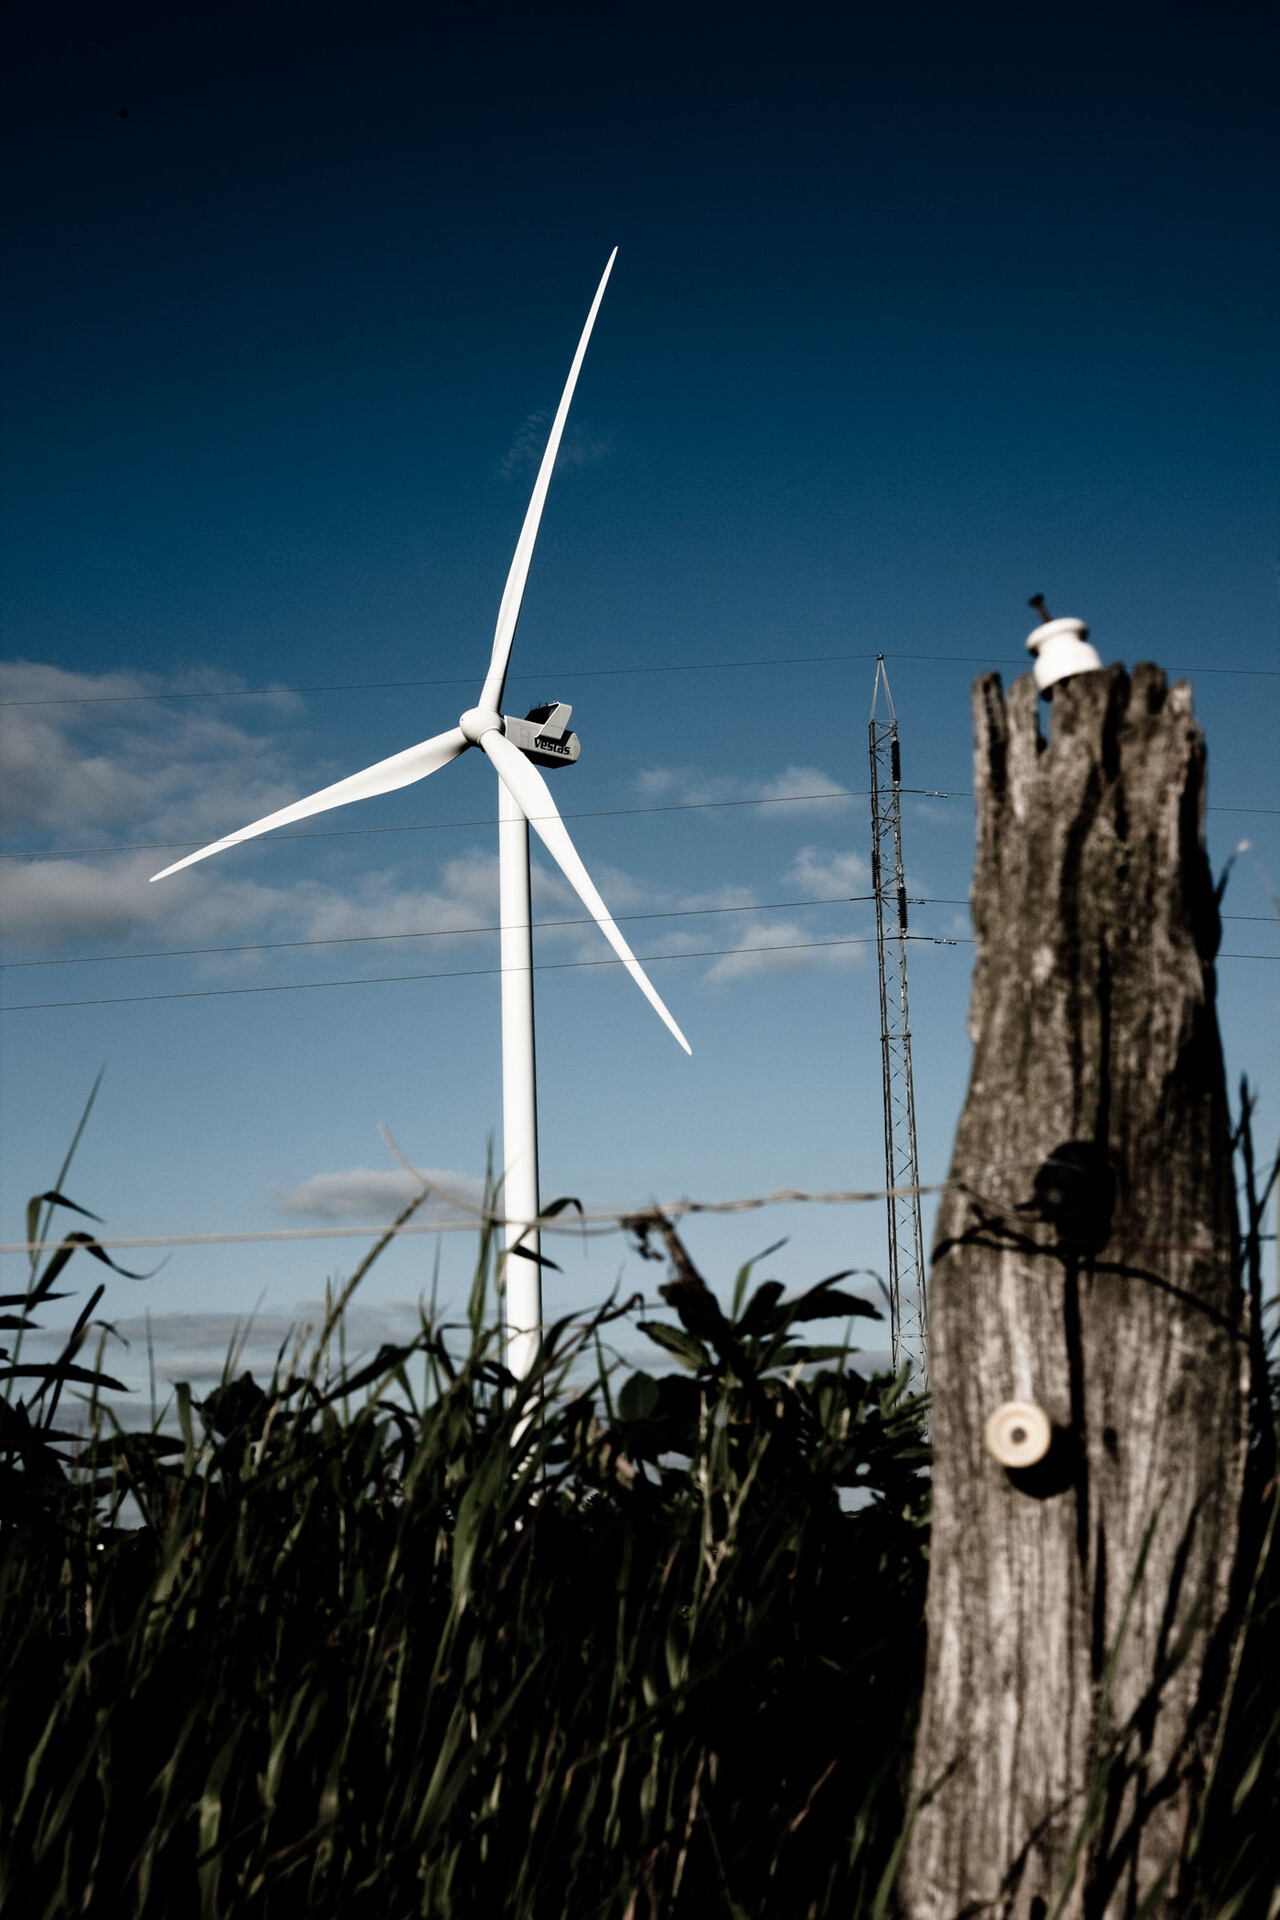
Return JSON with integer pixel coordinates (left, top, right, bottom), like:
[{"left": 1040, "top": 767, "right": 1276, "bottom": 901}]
[
  {"left": 2, "top": 1093, "right": 1274, "bottom": 1919},
  {"left": 0, "top": 1207, "right": 928, "bottom": 1919},
  {"left": 1182, "top": 1083, "right": 1280, "bottom": 1920}
]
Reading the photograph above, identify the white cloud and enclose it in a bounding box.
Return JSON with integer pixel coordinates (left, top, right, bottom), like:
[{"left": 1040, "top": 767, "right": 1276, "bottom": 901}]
[
  {"left": 1, "top": 852, "right": 174, "bottom": 947},
  {"left": 0, "top": 844, "right": 516, "bottom": 959},
  {"left": 633, "top": 763, "right": 853, "bottom": 819},
  {"left": 703, "top": 917, "right": 869, "bottom": 983},
  {"left": 0, "top": 660, "right": 512, "bottom": 956},
  {"left": 634, "top": 765, "right": 682, "bottom": 800},
  {"left": 273, "top": 1165, "right": 485, "bottom": 1223},
  {"left": 21, "top": 1298, "right": 439, "bottom": 1395},
  {"left": 696, "top": 845, "right": 877, "bottom": 980},
  {"left": 0, "top": 660, "right": 304, "bottom": 839},
  {"left": 905, "top": 796, "right": 966, "bottom": 831},
  {"left": 143, "top": 1297, "right": 432, "bottom": 1379},
  {"left": 0, "top": 655, "right": 609, "bottom": 959},
  {"left": 2, "top": 659, "right": 872, "bottom": 993},
  {"left": 499, "top": 409, "right": 613, "bottom": 480},
  {"left": 0, "top": 661, "right": 331, "bottom": 951},
  {"left": 788, "top": 845, "right": 872, "bottom": 899},
  {"left": 753, "top": 767, "right": 853, "bottom": 815}
]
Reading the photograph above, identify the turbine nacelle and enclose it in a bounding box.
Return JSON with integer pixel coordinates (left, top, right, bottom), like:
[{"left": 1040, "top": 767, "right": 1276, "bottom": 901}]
[
  {"left": 502, "top": 702, "right": 581, "bottom": 769},
  {"left": 458, "top": 701, "right": 581, "bottom": 768}
]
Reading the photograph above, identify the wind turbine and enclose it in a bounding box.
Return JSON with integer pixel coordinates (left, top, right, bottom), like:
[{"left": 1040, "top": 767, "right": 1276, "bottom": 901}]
[{"left": 151, "top": 249, "right": 691, "bottom": 1377}]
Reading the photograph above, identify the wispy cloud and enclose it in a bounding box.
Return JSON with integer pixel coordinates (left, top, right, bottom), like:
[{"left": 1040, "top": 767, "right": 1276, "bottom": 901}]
[
  {"left": 788, "top": 845, "right": 871, "bottom": 898},
  {"left": 0, "top": 845, "right": 523, "bottom": 960},
  {"left": 1, "top": 661, "right": 325, "bottom": 951},
  {"left": 703, "top": 918, "right": 870, "bottom": 982},
  {"left": 634, "top": 763, "right": 853, "bottom": 819},
  {"left": 1, "top": 660, "right": 303, "bottom": 839},
  {"left": 906, "top": 796, "right": 967, "bottom": 829},
  {"left": 692, "top": 845, "right": 873, "bottom": 981},
  {"left": 16, "top": 1298, "right": 436, "bottom": 1403},
  {"left": 2, "top": 851, "right": 173, "bottom": 947},
  {"left": 2, "top": 661, "right": 874, "bottom": 990},
  {"left": 273, "top": 1165, "right": 485, "bottom": 1223},
  {"left": 499, "top": 408, "right": 614, "bottom": 480},
  {"left": 0, "top": 660, "right": 615, "bottom": 961}
]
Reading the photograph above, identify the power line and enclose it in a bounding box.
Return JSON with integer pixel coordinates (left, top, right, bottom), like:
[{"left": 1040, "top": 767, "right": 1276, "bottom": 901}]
[
  {"left": 8, "top": 890, "right": 1256, "bottom": 971},
  {"left": 0, "top": 936, "right": 883, "bottom": 1011},
  {"left": 1, "top": 787, "right": 880, "bottom": 860},
  {"left": 3, "top": 934, "right": 1273, "bottom": 1014},
  {"left": 3, "top": 647, "right": 1276, "bottom": 708},
  {"left": 4, "top": 786, "right": 1275, "bottom": 866},
  {"left": 3, "top": 892, "right": 904, "bottom": 970}
]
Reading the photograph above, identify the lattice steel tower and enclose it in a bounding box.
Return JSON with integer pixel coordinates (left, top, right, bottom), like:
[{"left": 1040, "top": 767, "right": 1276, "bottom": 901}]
[{"left": 868, "top": 656, "right": 928, "bottom": 1388}]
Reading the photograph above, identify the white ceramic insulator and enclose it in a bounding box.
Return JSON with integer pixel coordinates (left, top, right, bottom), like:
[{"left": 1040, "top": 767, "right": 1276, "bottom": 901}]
[
  {"left": 1025, "top": 617, "right": 1104, "bottom": 695},
  {"left": 984, "top": 1400, "right": 1052, "bottom": 1469}
]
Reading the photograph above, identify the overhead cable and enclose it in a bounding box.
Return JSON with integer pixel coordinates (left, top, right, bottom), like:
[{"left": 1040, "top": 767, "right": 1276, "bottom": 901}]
[
  {"left": 3, "top": 903, "right": 1267, "bottom": 977},
  {"left": 3, "top": 892, "right": 960, "bottom": 970},
  {"left": 1, "top": 935, "right": 886, "bottom": 1010},
  {"left": 2, "top": 933, "right": 1273, "bottom": 1014},
  {"left": 1, "top": 787, "right": 881, "bottom": 860},
  {"left": 3, "top": 785, "right": 1274, "bottom": 866},
  {"left": 2, "top": 647, "right": 1275, "bottom": 708}
]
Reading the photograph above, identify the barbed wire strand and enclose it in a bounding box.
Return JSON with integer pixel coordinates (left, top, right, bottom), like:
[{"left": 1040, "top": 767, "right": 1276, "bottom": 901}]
[
  {"left": 0, "top": 1168, "right": 1244, "bottom": 1261},
  {"left": 0, "top": 1164, "right": 1042, "bottom": 1256}
]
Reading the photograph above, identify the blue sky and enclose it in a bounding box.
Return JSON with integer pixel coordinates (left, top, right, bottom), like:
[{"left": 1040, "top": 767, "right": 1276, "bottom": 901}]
[{"left": 2, "top": 0, "right": 1276, "bottom": 1404}]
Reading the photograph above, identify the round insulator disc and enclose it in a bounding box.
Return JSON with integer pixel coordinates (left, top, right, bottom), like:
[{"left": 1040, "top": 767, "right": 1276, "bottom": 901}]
[{"left": 984, "top": 1400, "right": 1052, "bottom": 1469}]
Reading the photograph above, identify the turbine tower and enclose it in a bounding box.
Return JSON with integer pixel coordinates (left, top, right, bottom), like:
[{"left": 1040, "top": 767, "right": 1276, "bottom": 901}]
[
  {"left": 151, "top": 251, "right": 691, "bottom": 1378},
  {"left": 868, "top": 656, "right": 927, "bottom": 1388}
]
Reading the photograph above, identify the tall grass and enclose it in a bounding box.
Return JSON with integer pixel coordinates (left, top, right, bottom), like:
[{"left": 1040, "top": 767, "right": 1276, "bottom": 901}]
[
  {"left": 1183, "top": 1082, "right": 1280, "bottom": 1920},
  {"left": 0, "top": 1195, "right": 928, "bottom": 1918},
  {"left": 1, "top": 1096, "right": 1274, "bottom": 1919}
]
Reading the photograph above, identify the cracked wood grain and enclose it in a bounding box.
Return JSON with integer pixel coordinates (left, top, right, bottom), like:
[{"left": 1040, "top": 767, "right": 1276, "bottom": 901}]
[{"left": 901, "top": 664, "right": 1248, "bottom": 1920}]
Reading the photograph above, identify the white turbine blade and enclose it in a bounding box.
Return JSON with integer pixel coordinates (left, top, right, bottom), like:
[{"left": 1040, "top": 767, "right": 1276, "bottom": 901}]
[
  {"left": 150, "top": 727, "right": 468, "bottom": 882},
  {"left": 478, "top": 248, "right": 618, "bottom": 715},
  {"left": 481, "top": 728, "right": 692, "bottom": 1054}
]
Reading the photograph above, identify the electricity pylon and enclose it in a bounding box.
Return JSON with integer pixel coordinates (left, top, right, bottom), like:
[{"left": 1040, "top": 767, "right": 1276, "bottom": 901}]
[{"left": 868, "top": 656, "right": 928, "bottom": 1389}]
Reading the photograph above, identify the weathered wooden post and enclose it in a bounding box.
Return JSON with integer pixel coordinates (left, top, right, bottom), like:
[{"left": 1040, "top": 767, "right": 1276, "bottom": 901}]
[{"left": 902, "top": 630, "right": 1249, "bottom": 1917}]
